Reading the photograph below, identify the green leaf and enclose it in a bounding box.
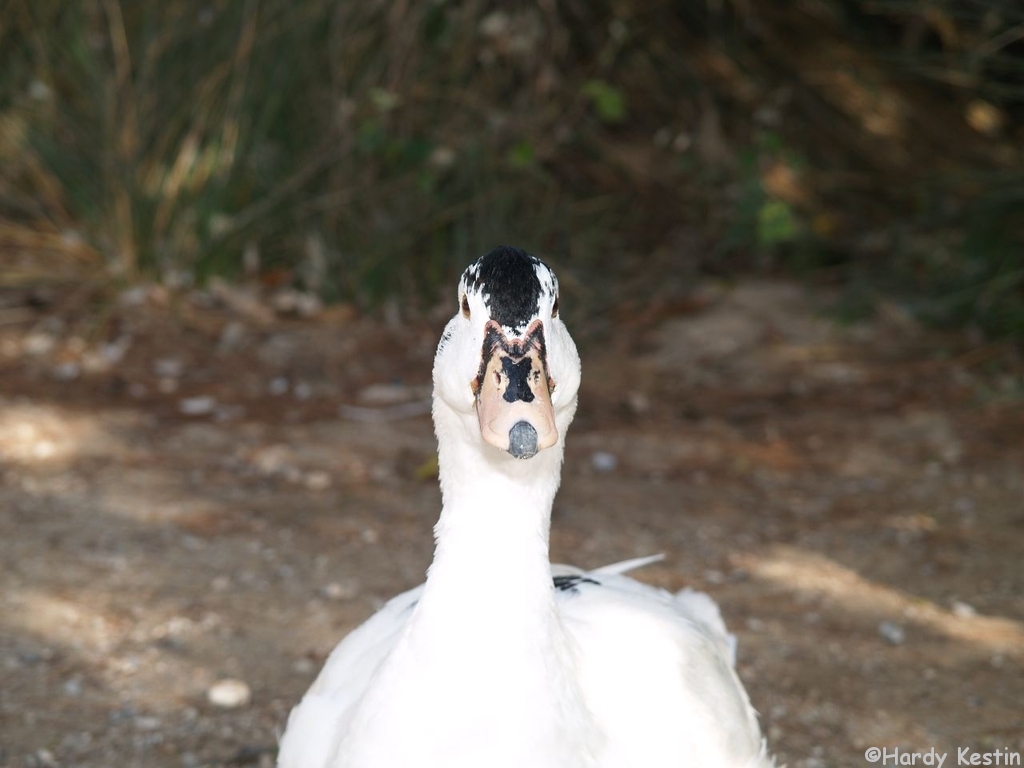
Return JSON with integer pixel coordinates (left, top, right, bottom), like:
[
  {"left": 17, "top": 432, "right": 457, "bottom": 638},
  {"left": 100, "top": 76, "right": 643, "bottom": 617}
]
[
  {"left": 757, "top": 199, "right": 797, "bottom": 246},
  {"left": 507, "top": 140, "right": 535, "bottom": 169},
  {"left": 368, "top": 88, "right": 401, "bottom": 113},
  {"left": 581, "top": 80, "right": 626, "bottom": 123}
]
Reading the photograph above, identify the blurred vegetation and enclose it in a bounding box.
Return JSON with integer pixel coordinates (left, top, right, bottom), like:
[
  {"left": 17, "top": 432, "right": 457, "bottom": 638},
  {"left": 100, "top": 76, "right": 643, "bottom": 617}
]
[{"left": 1, "top": 0, "right": 1022, "bottom": 338}]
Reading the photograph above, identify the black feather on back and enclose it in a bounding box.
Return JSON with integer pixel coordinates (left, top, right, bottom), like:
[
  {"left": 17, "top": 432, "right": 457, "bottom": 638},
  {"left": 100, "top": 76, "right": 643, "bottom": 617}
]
[{"left": 553, "top": 574, "right": 599, "bottom": 593}]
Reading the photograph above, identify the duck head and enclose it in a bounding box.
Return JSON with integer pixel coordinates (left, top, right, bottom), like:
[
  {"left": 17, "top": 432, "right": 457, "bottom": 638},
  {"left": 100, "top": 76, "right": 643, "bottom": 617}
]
[{"left": 433, "top": 246, "right": 581, "bottom": 460}]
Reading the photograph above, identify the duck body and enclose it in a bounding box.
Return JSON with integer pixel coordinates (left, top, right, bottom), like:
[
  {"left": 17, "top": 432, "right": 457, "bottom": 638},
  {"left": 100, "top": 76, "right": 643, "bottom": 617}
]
[
  {"left": 280, "top": 570, "right": 769, "bottom": 768},
  {"left": 277, "top": 247, "right": 772, "bottom": 768}
]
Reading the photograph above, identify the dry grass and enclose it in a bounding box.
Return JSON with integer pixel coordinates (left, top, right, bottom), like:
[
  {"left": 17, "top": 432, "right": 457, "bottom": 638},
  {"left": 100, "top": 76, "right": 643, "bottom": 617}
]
[{"left": 0, "top": 0, "right": 1021, "bottom": 336}]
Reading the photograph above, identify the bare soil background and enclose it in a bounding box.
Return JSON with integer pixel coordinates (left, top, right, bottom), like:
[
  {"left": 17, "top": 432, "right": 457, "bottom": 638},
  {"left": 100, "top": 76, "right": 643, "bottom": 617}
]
[{"left": 1, "top": 281, "right": 1022, "bottom": 768}]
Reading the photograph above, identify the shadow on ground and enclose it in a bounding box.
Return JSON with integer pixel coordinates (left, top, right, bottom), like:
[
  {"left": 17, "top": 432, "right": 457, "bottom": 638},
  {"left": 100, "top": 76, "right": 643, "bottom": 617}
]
[{"left": 1, "top": 282, "right": 1022, "bottom": 767}]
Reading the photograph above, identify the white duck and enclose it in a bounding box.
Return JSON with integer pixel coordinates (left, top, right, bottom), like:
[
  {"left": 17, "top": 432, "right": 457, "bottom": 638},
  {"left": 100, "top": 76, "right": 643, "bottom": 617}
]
[{"left": 278, "top": 247, "right": 774, "bottom": 768}]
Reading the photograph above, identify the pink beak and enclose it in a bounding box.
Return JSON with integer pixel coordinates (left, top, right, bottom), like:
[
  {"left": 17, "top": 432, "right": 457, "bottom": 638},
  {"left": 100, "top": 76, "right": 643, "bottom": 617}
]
[{"left": 474, "top": 321, "right": 558, "bottom": 459}]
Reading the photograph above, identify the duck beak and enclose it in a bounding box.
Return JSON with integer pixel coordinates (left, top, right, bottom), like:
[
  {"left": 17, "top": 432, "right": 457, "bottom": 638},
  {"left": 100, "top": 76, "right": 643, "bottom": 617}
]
[{"left": 475, "top": 321, "right": 558, "bottom": 459}]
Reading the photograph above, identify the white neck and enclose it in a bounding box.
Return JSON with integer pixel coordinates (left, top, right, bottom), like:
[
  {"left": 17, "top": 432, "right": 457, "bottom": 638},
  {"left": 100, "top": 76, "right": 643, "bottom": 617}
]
[
  {"left": 415, "top": 396, "right": 565, "bottom": 640},
  {"left": 338, "top": 391, "right": 594, "bottom": 768},
  {"left": 365, "top": 397, "right": 593, "bottom": 766}
]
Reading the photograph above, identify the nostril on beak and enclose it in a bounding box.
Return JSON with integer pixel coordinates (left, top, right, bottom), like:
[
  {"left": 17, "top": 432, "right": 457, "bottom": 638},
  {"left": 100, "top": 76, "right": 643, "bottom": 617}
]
[{"left": 508, "top": 421, "right": 538, "bottom": 460}]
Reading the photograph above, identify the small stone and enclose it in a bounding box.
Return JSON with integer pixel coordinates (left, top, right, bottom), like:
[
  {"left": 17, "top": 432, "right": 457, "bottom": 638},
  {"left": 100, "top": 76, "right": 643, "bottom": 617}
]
[
  {"left": 31, "top": 440, "right": 56, "bottom": 460},
  {"left": 63, "top": 677, "right": 82, "bottom": 697},
  {"left": 272, "top": 289, "right": 323, "bottom": 318},
  {"left": 703, "top": 569, "right": 725, "bottom": 585},
  {"left": 953, "top": 496, "right": 975, "bottom": 513},
  {"left": 252, "top": 444, "right": 292, "bottom": 475},
  {"left": 214, "top": 404, "right": 246, "bottom": 423},
  {"left": 296, "top": 293, "right": 323, "bottom": 318},
  {"left": 119, "top": 285, "right": 149, "bottom": 306},
  {"left": 218, "top": 320, "right": 246, "bottom": 352},
  {"left": 357, "top": 382, "right": 425, "bottom": 405},
  {"left": 293, "top": 381, "right": 312, "bottom": 400},
  {"left": 626, "top": 392, "right": 650, "bottom": 415},
  {"left": 52, "top": 361, "right": 81, "bottom": 381},
  {"left": 208, "top": 278, "right": 274, "bottom": 325},
  {"left": 154, "top": 358, "right": 184, "bottom": 378},
  {"left": 479, "top": 10, "right": 509, "bottom": 37},
  {"left": 211, "top": 575, "right": 232, "bottom": 591},
  {"left": 59, "top": 730, "right": 92, "bottom": 752},
  {"left": 110, "top": 705, "right": 138, "bottom": 723},
  {"left": 207, "top": 678, "right": 251, "bottom": 708},
  {"left": 78, "top": 350, "right": 105, "bottom": 374},
  {"left": 24, "top": 332, "right": 56, "bottom": 356},
  {"left": 429, "top": 146, "right": 456, "bottom": 169},
  {"left": 134, "top": 715, "right": 162, "bottom": 730},
  {"left": 293, "top": 658, "right": 316, "bottom": 675},
  {"left": 590, "top": 451, "right": 618, "bottom": 473},
  {"left": 878, "top": 620, "right": 905, "bottom": 645},
  {"left": 102, "top": 337, "right": 132, "bottom": 365},
  {"left": 304, "top": 471, "right": 331, "bottom": 491},
  {"left": 321, "top": 581, "right": 358, "bottom": 600},
  {"left": 951, "top": 600, "right": 976, "bottom": 618},
  {"left": 179, "top": 396, "right": 217, "bottom": 416},
  {"left": 361, "top": 528, "right": 379, "bottom": 544},
  {"left": 269, "top": 377, "right": 289, "bottom": 396}
]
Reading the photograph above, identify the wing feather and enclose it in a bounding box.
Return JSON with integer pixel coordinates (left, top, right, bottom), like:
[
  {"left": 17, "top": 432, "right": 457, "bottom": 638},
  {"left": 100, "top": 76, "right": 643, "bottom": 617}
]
[
  {"left": 555, "top": 567, "right": 772, "bottom": 768},
  {"left": 277, "top": 584, "right": 423, "bottom": 768},
  {"left": 279, "top": 560, "right": 771, "bottom": 768}
]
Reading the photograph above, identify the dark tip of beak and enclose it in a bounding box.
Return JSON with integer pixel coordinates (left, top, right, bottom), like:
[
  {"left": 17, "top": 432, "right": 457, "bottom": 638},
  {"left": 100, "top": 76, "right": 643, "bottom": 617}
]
[{"left": 508, "top": 421, "right": 538, "bottom": 460}]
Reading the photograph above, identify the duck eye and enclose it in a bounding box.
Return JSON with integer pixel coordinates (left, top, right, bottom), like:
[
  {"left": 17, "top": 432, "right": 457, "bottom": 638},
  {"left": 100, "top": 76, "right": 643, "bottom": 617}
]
[
  {"left": 551, "top": 296, "right": 559, "bottom": 318},
  {"left": 461, "top": 295, "right": 471, "bottom": 318}
]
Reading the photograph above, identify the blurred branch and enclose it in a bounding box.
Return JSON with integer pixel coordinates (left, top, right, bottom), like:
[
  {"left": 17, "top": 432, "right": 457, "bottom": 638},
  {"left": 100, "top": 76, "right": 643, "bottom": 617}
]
[
  {"left": 0, "top": 0, "right": 1021, "bottom": 338},
  {"left": 103, "top": 0, "right": 138, "bottom": 276}
]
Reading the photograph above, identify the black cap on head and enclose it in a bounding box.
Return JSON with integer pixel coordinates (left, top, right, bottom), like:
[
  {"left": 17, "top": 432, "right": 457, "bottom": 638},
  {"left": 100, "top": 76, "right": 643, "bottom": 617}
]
[{"left": 463, "top": 246, "right": 555, "bottom": 333}]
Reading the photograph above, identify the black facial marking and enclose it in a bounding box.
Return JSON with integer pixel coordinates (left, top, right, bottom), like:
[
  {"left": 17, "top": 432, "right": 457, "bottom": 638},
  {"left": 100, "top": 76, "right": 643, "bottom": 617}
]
[
  {"left": 501, "top": 356, "right": 535, "bottom": 403},
  {"left": 473, "top": 321, "right": 550, "bottom": 397},
  {"left": 466, "top": 246, "right": 544, "bottom": 332},
  {"left": 553, "top": 574, "right": 600, "bottom": 593}
]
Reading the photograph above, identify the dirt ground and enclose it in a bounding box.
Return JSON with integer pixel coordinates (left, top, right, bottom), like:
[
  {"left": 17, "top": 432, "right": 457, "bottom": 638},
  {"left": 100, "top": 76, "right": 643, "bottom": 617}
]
[{"left": 1, "top": 279, "right": 1022, "bottom": 768}]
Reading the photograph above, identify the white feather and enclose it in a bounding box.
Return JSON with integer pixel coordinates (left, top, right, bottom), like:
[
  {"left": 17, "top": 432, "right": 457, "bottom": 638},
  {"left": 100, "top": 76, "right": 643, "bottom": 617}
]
[{"left": 278, "top": 251, "right": 774, "bottom": 768}]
